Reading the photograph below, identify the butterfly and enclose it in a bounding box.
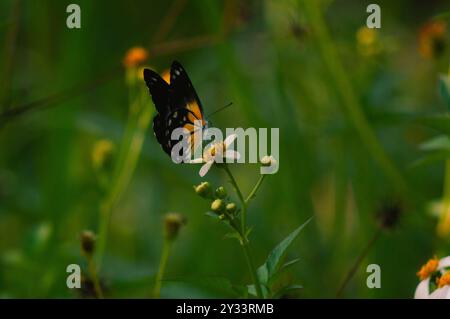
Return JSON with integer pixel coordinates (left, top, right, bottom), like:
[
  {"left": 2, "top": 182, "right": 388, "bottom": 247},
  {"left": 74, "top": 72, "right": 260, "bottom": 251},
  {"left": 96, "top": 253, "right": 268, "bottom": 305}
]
[{"left": 143, "top": 61, "right": 207, "bottom": 160}]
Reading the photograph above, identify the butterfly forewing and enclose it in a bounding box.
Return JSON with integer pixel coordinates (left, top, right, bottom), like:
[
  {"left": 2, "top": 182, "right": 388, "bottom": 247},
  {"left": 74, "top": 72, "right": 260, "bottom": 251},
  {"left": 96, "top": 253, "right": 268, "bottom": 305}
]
[
  {"left": 143, "top": 68, "right": 171, "bottom": 115},
  {"left": 170, "top": 61, "right": 206, "bottom": 127}
]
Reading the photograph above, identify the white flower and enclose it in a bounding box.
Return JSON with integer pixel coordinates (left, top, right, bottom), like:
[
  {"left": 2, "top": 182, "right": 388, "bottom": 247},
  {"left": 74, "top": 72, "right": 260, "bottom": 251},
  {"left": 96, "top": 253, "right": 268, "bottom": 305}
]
[
  {"left": 190, "top": 134, "right": 240, "bottom": 177},
  {"left": 414, "top": 256, "right": 450, "bottom": 299}
]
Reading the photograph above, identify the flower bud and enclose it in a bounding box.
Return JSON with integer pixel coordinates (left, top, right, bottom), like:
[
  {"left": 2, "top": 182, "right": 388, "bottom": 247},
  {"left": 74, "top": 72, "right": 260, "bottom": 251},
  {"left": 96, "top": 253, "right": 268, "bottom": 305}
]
[
  {"left": 80, "top": 230, "right": 96, "bottom": 257},
  {"left": 123, "top": 46, "right": 149, "bottom": 68},
  {"left": 226, "top": 202, "right": 237, "bottom": 214},
  {"left": 211, "top": 199, "right": 225, "bottom": 213},
  {"left": 194, "top": 181, "right": 212, "bottom": 199},
  {"left": 260, "top": 155, "right": 277, "bottom": 167},
  {"left": 377, "top": 199, "right": 402, "bottom": 231},
  {"left": 215, "top": 186, "right": 227, "bottom": 199},
  {"left": 164, "top": 213, "right": 186, "bottom": 241},
  {"left": 92, "top": 139, "right": 115, "bottom": 172}
]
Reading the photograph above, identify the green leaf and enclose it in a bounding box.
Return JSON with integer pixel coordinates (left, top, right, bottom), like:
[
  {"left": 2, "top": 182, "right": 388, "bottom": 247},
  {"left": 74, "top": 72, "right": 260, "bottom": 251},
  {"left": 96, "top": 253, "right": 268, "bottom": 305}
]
[
  {"left": 410, "top": 150, "right": 450, "bottom": 168},
  {"left": 418, "top": 114, "right": 450, "bottom": 135},
  {"left": 419, "top": 135, "right": 450, "bottom": 151},
  {"left": 245, "top": 227, "right": 253, "bottom": 238},
  {"left": 281, "top": 258, "right": 301, "bottom": 271},
  {"left": 247, "top": 284, "right": 270, "bottom": 298},
  {"left": 223, "top": 232, "right": 242, "bottom": 243},
  {"left": 256, "top": 264, "right": 269, "bottom": 285},
  {"left": 439, "top": 74, "right": 450, "bottom": 111},
  {"left": 272, "top": 284, "right": 303, "bottom": 299},
  {"left": 205, "top": 211, "right": 220, "bottom": 220},
  {"left": 257, "top": 218, "right": 311, "bottom": 285}
]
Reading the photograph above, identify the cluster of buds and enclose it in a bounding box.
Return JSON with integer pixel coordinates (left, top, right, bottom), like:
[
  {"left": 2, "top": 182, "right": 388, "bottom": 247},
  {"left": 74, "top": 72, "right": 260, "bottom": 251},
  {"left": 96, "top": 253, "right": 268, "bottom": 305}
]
[{"left": 194, "top": 182, "right": 239, "bottom": 221}]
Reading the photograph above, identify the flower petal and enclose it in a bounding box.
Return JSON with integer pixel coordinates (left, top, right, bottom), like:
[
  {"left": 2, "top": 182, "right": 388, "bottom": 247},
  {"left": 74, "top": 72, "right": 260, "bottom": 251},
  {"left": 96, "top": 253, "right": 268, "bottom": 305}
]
[
  {"left": 225, "top": 150, "right": 240, "bottom": 161},
  {"left": 429, "top": 285, "right": 450, "bottom": 299},
  {"left": 414, "top": 279, "right": 430, "bottom": 299},
  {"left": 439, "top": 256, "right": 450, "bottom": 270},
  {"left": 190, "top": 157, "right": 204, "bottom": 164},
  {"left": 224, "top": 134, "right": 237, "bottom": 148},
  {"left": 199, "top": 161, "right": 213, "bottom": 177}
]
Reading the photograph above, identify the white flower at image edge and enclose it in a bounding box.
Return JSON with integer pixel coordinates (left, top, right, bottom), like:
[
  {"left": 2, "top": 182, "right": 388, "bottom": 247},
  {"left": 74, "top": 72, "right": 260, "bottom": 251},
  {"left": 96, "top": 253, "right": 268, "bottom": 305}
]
[
  {"left": 190, "top": 134, "right": 240, "bottom": 177},
  {"left": 414, "top": 256, "right": 450, "bottom": 299}
]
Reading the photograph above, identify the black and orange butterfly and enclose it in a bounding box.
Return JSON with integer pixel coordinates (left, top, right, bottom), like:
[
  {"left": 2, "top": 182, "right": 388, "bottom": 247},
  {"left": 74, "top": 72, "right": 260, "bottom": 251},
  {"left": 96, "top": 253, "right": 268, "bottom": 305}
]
[{"left": 143, "top": 61, "right": 206, "bottom": 159}]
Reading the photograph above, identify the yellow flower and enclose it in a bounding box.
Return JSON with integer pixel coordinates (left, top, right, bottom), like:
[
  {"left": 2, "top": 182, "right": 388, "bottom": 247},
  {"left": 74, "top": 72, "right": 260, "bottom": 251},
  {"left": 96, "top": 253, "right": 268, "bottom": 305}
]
[
  {"left": 123, "top": 46, "right": 149, "bottom": 68},
  {"left": 92, "top": 139, "right": 115, "bottom": 171},
  {"left": 418, "top": 20, "right": 447, "bottom": 59},
  {"left": 416, "top": 256, "right": 439, "bottom": 280},
  {"left": 437, "top": 271, "right": 450, "bottom": 288},
  {"left": 356, "top": 27, "right": 381, "bottom": 57}
]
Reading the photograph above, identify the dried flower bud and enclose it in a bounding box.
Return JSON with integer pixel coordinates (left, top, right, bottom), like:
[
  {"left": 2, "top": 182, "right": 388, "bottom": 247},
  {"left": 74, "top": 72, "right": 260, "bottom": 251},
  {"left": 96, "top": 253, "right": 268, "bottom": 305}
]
[
  {"left": 80, "top": 230, "right": 96, "bottom": 256},
  {"left": 164, "top": 213, "right": 186, "bottom": 241},
  {"left": 377, "top": 199, "right": 402, "bottom": 231},
  {"left": 194, "top": 181, "right": 212, "bottom": 199},
  {"left": 215, "top": 186, "right": 227, "bottom": 199},
  {"left": 211, "top": 199, "right": 225, "bottom": 213},
  {"left": 226, "top": 202, "right": 237, "bottom": 214}
]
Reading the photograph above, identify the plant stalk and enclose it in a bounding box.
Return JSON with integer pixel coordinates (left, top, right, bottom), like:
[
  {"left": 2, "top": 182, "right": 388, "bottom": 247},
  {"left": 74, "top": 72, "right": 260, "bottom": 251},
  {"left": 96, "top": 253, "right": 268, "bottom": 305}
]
[
  {"left": 336, "top": 227, "right": 382, "bottom": 298},
  {"left": 154, "top": 239, "right": 172, "bottom": 298},
  {"left": 222, "top": 164, "right": 264, "bottom": 298}
]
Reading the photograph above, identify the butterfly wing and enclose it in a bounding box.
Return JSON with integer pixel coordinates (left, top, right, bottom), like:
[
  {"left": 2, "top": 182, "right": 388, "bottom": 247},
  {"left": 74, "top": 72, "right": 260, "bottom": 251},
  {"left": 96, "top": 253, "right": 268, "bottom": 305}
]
[
  {"left": 170, "top": 61, "right": 206, "bottom": 127},
  {"left": 144, "top": 68, "right": 173, "bottom": 156},
  {"left": 143, "top": 62, "right": 206, "bottom": 158},
  {"left": 143, "top": 68, "right": 171, "bottom": 115}
]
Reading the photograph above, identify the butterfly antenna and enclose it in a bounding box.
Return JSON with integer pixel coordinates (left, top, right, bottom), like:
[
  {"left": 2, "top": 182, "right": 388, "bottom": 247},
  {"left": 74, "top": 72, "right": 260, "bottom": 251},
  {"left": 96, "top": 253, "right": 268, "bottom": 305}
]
[{"left": 207, "top": 102, "right": 233, "bottom": 119}]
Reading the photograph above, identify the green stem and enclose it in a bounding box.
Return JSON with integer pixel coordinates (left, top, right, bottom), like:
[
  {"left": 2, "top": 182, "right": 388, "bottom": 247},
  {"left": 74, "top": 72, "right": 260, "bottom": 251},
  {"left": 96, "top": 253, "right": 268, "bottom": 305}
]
[
  {"left": 223, "top": 165, "right": 247, "bottom": 232},
  {"left": 96, "top": 84, "right": 152, "bottom": 267},
  {"left": 241, "top": 240, "right": 264, "bottom": 299},
  {"left": 222, "top": 164, "right": 263, "bottom": 299},
  {"left": 245, "top": 175, "right": 266, "bottom": 204},
  {"left": 303, "top": 0, "right": 407, "bottom": 194},
  {"left": 437, "top": 64, "right": 450, "bottom": 237},
  {"left": 438, "top": 159, "right": 450, "bottom": 237},
  {"left": 154, "top": 239, "right": 172, "bottom": 298},
  {"left": 87, "top": 255, "right": 104, "bottom": 299},
  {"left": 336, "top": 227, "right": 382, "bottom": 298}
]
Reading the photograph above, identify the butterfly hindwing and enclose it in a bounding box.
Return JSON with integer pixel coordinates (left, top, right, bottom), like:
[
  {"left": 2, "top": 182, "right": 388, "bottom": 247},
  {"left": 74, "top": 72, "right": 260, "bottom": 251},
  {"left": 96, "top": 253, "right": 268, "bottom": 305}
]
[{"left": 152, "top": 113, "right": 172, "bottom": 155}]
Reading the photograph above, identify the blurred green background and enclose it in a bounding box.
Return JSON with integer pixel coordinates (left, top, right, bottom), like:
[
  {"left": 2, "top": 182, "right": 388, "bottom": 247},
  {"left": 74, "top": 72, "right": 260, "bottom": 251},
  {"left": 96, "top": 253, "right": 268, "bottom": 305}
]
[{"left": 1, "top": 0, "right": 450, "bottom": 298}]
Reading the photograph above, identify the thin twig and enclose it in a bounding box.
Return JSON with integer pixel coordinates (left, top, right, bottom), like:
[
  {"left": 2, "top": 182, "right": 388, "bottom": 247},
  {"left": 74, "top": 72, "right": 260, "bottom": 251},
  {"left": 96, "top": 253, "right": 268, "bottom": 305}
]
[
  {"left": 336, "top": 228, "right": 382, "bottom": 298},
  {"left": 0, "top": 66, "right": 121, "bottom": 126},
  {"left": 150, "top": 34, "right": 220, "bottom": 57},
  {"left": 151, "top": 0, "right": 188, "bottom": 44}
]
